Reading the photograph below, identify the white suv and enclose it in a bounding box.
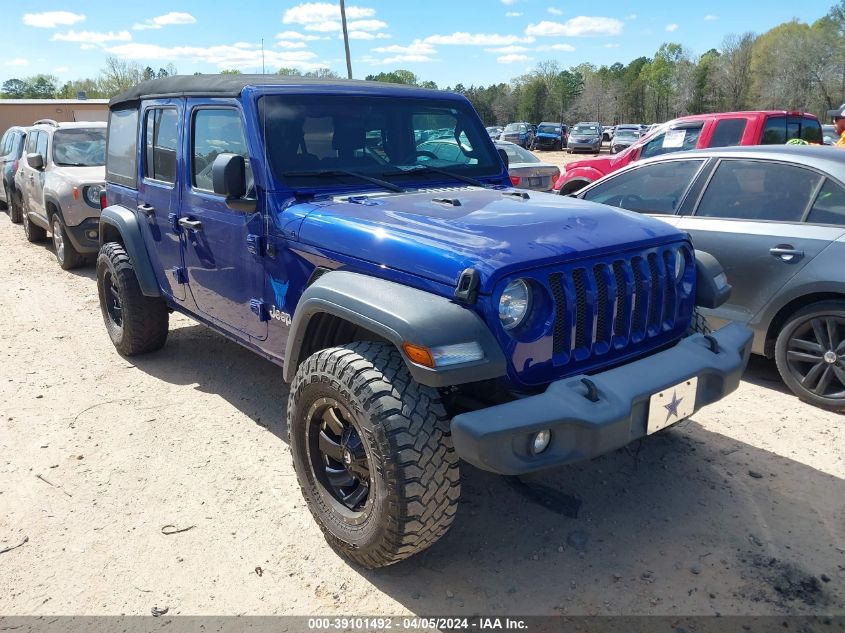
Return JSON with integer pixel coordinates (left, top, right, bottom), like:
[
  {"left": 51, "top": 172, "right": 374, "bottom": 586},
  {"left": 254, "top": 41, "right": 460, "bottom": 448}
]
[{"left": 16, "top": 119, "right": 106, "bottom": 269}]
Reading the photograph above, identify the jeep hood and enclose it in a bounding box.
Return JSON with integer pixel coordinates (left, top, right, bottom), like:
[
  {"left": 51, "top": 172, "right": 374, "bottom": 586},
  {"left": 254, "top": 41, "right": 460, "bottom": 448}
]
[
  {"left": 55, "top": 165, "right": 106, "bottom": 183},
  {"left": 294, "top": 188, "right": 684, "bottom": 292}
]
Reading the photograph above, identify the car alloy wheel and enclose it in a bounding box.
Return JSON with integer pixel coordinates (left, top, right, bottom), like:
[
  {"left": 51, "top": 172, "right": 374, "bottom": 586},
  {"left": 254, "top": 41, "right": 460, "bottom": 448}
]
[
  {"left": 784, "top": 315, "right": 845, "bottom": 400},
  {"left": 52, "top": 216, "right": 65, "bottom": 265},
  {"left": 306, "top": 397, "right": 372, "bottom": 517}
]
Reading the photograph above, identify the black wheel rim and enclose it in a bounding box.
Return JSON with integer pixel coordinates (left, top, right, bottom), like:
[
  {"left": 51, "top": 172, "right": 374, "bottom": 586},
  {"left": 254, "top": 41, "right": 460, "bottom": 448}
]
[
  {"left": 306, "top": 398, "right": 371, "bottom": 515},
  {"left": 103, "top": 270, "right": 124, "bottom": 328},
  {"left": 786, "top": 315, "right": 845, "bottom": 400}
]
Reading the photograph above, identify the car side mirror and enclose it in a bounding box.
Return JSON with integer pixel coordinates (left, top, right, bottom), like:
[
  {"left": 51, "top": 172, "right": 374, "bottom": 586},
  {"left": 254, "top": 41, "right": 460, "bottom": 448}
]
[
  {"left": 694, "top": 250, "right": 732, "bottom": 309},
  {"left": 26, "top": 153, "right": 44, "bottom": 170},
  {"left": 497, "top": 148, "right": 509, "bottom": 168},
  {"left": 212, "top": 153, "right": 256, "bottom": 213},
  {"left": 212, "top": 153, "right": 246, "bottom": 198}
]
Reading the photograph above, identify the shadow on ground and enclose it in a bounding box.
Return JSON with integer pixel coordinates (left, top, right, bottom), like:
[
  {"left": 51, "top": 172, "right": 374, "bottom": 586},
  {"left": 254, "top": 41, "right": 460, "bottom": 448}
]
[{"left": 128, "top": 321, "right": 845, "bottom": 616}]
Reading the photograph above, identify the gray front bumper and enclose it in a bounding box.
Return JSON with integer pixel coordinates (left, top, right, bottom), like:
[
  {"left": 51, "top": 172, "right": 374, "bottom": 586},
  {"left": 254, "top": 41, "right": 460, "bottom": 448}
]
[{"left": 451, "top": 323, "right": 752, "bottom": 475}]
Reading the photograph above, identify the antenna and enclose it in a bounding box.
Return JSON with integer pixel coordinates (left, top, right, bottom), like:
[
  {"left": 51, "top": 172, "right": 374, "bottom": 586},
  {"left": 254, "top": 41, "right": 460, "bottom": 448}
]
[{"left": 261, "top": 38, "right": 265, "bottom": 74}]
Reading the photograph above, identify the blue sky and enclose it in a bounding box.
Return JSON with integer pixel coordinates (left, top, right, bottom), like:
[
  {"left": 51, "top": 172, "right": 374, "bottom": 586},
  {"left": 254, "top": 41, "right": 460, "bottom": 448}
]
[{"left": 1, "top": 0, "right": 837, "bottom": 88}]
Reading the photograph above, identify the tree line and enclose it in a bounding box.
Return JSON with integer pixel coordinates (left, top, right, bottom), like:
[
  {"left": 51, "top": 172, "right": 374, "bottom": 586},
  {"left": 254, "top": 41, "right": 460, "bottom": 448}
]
[{"left": 3, "top": 1, "right": 845, "bottom": 127}]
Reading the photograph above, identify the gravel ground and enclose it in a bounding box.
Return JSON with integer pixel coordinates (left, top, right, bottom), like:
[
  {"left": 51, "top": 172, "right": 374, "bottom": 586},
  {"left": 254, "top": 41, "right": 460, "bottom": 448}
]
[{"left": 0, "top": 206, "right": 843, "bottom": 617}]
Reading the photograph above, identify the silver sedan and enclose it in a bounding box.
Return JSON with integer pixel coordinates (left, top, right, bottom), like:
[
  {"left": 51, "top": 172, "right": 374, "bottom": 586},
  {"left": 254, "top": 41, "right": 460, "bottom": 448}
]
[{"left": 496, "top": 141, "right": 560, "bottom": 192}]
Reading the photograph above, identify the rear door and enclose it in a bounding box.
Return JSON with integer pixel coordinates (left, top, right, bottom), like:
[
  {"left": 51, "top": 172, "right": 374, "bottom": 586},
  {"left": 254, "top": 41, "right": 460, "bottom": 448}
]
[
  {"left": 181, "top": 101, "right": 267, "bottom": 340},
  {"left": 676, "top": 158, "right": 845, "bottom": 328},
  {"left": 30, "top": 131, "right": 49, "bottom": 220},
  {"left": 137, "top": 101, "right": 185, "bottom": 301}
]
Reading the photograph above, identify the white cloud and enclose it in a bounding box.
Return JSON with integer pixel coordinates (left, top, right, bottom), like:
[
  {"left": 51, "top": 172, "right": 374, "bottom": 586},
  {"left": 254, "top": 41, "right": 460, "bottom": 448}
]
[
  {"left": 348, "top": 30, "right": 390, "bottom": 40},
  {"left": 485, "top": 45, "right": 529, "bottom": 53},
  {"left": 501, "top": 0, "right": 518, "bottom": 4},
  {"left": 52, "top": 30, "right": 133, "bottom": 44},
  {"left": 276, "top": 40, "right": 307, "bottom": 49},
  {"left": 283, "top": 3, "right": 375, "bottom": 26},
  {"left": 526, "top": 17, "right": 624, "bottom": 37},
  {"left": 348, "top": 19, "right": 388, "bottom": 31},
  {"left": 666, "top": 23, "right": 679, "bottom": 32},
  {"left": 5, "top": 58, "right": 29, "bottom": 66},
  {"left": 625, "top": 13, "right": 637, "bottom": 20},
  {"left": 604, "top": 43, "right": 620, "bottom": 48},
  {"left": 505, "top": 11, "right": 522, "bottom": 17},
  {"left": 536, "top": 43, "right": 576, "bottom": 52},
  {"left": 547, "top": 7, "right": 563, "bottom": 15},
  {"left": 704, "top": 14, "right": 718, "bottom": 21},
  {"left": 54, "top": 66, "right": 70, "bottom": 72},
  {"left": 22, "top": 11, "right": 85, "bottom": 28},
  {"left": 373, "top": 41, "right": 436, "bottom": 56},
  {"left": 384, "top": 54, "right": 434, "bottom": 63},
  {"left": 276, "top": 30, "right": 323, "bottom": 41},
  {"left": 498, "top": 53, "right": 531, "bottom": 64},
  {"left": 424, "top": 32, "right": 533, "bottom": 46},
  {"left": 133, "top": 12, "right": 196, "bottom": 30},
  {"left": 106, "top": 42, "right": 325, "bottom": 71}
]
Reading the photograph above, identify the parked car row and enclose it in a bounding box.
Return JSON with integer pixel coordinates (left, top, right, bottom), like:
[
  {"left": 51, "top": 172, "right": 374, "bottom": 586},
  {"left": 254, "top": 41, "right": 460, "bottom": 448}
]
[{"left": 0, "top": 119, "right": 106, "bottom": 270}]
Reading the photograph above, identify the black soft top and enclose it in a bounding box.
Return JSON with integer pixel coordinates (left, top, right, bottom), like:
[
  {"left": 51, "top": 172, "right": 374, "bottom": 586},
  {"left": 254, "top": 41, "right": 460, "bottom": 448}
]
[{"left": 109, "top": 74, "right": 450, "bottom": 108}]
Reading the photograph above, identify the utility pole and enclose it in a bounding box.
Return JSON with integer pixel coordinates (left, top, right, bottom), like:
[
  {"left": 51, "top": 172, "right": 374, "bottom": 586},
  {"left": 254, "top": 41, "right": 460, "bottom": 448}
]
[
  {"left": 340, "top": 0, "right": 353, "bottom": 79},
  {"left": 261, "top": 38, "right": 265, "bottom": 74}
]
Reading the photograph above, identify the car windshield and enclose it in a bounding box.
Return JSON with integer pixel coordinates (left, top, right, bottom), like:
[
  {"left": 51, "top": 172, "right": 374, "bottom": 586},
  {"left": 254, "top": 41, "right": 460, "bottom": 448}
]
[
  {"left": 259, "top": 95, "right": 500, "bottom": 188},
  {"left": 572, "top": 125, "right": 599, "bottom": 135},
  {"left": 498, "top": 143, "right": 539, "bottom": 164},
  {"left": 504, "top": 123, "right": 526, "bottom": 132},
  {"left": 615, "top": 130, "right": 639, "bottom": 139},
  {"left": 537, "top": 125, "right": 560, "bottom": 134},
  {"left": 52, "top": 128, "right": 106, "bottom": 166}
]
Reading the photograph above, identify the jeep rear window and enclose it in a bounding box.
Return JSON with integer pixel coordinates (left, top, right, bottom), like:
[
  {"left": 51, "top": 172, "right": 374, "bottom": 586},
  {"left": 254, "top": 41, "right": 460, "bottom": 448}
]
[
  {"left": 106, "top": 108, "right": 139, "bottom": 188},
  {"left": 258, "top": 95, "right": 499, "bottom": 188},
  {"left": 53, "top": 128, "right": 106, "bottom": 167}
]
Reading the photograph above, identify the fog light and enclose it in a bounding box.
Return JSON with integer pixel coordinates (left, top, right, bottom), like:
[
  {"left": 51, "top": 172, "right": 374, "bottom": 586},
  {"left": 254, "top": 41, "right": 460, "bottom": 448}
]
[
  {"left": 86, "top": 229, "right": 98, "bottom": 239},
  {"left": 532, "top": 429, "right": 551, "bottom": 454}
]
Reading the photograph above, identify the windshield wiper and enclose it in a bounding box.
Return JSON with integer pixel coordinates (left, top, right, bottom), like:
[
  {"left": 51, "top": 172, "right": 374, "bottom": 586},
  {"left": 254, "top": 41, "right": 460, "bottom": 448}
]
[
  {"left": 381, "top": 165, "right": 488, "bottom": 188},
  {"left": 282, "top": 169, "right": 404, "bottom": 193}
]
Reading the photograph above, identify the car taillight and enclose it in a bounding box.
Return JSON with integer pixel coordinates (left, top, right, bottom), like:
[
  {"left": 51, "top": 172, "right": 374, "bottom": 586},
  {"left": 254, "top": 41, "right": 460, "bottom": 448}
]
[
  {"left": 510, "top": 176, "right": 521, "bottom": 186},
  {"left": 99, "top": 191, "right": 107, "bottom": 210}
]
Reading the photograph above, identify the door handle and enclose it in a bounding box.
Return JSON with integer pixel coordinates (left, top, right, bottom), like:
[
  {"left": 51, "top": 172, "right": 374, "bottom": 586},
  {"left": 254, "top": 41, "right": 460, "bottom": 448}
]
[
  {"left": 769, "top": 245, "right": 804, "bottom": 262},
  {"left": 178, "top": 217, "right": 203, "bottom": 232},
  {"left": 137, "top": 203, "right": 155, "bottom": 216}
]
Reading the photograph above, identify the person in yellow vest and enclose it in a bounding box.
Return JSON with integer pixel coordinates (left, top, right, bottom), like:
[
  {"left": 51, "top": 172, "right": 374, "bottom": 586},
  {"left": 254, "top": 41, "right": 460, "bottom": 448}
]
[{"left": 829, "top": 103, "right": 845, "bottom": 147}]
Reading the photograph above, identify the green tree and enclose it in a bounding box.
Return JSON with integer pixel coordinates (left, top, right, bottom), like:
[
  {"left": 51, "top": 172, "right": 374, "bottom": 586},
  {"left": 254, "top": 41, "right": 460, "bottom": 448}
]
[{"left": 1, "top": 78, "right": 28, "bottom": 98}]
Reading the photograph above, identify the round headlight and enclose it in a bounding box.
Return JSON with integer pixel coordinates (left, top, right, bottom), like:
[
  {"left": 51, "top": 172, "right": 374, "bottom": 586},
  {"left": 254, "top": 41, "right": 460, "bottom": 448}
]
[
  {"left": 84, "top": 185, "right": 103, "bottom": 207},
  {"left": 499, "top": 279, "right": 532, "bottom": 331},
  {"left": 674, "top": 249, "right": 685, "bottom": 280}
]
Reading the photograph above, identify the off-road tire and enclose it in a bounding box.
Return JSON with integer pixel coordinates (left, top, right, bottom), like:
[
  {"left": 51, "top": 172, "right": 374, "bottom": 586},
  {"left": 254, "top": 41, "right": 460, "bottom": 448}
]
[
  {"left": 51, "top": 213, "right": 85, "bottom": 270},
  {"left": 774, "top": 300, "right": 845, "bottom": 412},
  {"left": 288, "top": 342, "right": 460, "bottom": 568},
  {"left": 96, "top": 242, "right": 169, "bottom": 356},
  {"left": 9, "top": 190, "right": 22, "bottom": 224},
  {"left": 0, "top": 186, "right": 7, "bottom": 211},
  {"left": 22, "top": 204, "right": 46, "bottom": 242}
]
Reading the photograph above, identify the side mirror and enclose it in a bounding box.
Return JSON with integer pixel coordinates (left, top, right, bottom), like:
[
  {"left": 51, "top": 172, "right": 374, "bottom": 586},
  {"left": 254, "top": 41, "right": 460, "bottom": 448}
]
[
  {"left": 497, "top": 148, "right": 509, "bottom": 168},
  {"left": 694, "top": 250, "right": 732, "bottom": 309},
  {"left": 212, "top": 153, "right": 246, "bottom": 199},
  {"left": 26, "top": 153, "right": 44, "bottom": 170}
]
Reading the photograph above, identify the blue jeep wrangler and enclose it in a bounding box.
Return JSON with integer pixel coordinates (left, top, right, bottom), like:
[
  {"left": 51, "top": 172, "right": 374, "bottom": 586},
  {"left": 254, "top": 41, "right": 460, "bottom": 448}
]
[{"left": 96, "top": 75, "right": 752, "bottom": 568}]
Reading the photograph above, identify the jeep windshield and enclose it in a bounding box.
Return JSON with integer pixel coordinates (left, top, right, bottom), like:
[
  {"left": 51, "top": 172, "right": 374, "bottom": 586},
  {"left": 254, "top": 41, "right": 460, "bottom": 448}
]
[
  {"left": 259, "top": 95, "right": 500, "bottom": 189},
  {"left": 52, "top": 128, "right": 106, "bottom": 167},
  {"left": 537, "top": 125, "right": 561, "bottom": 134},
  {"left": 571, "top": 125, "right": 600, "bottom": 136}
]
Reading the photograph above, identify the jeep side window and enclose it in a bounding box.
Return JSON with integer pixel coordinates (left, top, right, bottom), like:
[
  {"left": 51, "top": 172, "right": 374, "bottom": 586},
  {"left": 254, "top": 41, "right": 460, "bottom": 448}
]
[
  {"left": 192, "top": 109, "right": 251, "bottom": 193},
  {"left": 25, "top": 131, "right": 38, "bottom": 154},
  {"left": 761, "top": 116, "right": 786, "bottom": 144},
  {"left": 695, "top": 159, "right": 822, "bottom": 222},
  {"left": 145, "top": 108, "right": 178, "bottom": 184},
  {"left": 106, "top": 108, "right": 140, "bottom": 188},
  {"left": 35, "top": 131, "right": 48, "bottom": 162},
  {"left": 582, "top": 159, "right": 705, "bottom": 214}
]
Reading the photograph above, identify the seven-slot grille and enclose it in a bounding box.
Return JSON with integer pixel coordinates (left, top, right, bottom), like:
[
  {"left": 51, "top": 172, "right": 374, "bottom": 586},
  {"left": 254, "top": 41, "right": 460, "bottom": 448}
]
[{"left": 547, "top": 246, "right": 686, "bottom": 365}]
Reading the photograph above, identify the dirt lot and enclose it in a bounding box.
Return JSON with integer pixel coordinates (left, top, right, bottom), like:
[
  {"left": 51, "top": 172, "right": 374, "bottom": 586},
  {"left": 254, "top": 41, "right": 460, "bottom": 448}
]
[{"left": 0, "top": 209, "right": 843, "bottom": 617}]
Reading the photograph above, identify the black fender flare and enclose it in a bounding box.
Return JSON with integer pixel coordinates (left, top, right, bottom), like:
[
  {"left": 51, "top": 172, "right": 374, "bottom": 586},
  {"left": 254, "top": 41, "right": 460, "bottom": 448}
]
[
  {"left": 99, "top": 205, "right": 161, "bottom": 297},
  {"left": 283, "top": 271, "right": 507, "bottom": 388}
]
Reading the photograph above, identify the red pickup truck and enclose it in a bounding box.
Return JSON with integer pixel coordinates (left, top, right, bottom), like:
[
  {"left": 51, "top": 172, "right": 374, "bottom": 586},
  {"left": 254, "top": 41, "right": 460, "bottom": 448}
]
[{"left": 554, "top": 110, "right": 823, "bottom": 194}]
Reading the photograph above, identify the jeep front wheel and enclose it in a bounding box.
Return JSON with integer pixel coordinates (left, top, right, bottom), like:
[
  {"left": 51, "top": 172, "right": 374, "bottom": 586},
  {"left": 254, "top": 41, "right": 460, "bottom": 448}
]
[
  {"left": 96, "top": 242, "right": 169, "bottom": 356},
  {"left": 51, "top": 214, "right": 84, "bottom": 270},
  {"left": 288, "top": 342, "right": 460, "bottom": 568}
]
